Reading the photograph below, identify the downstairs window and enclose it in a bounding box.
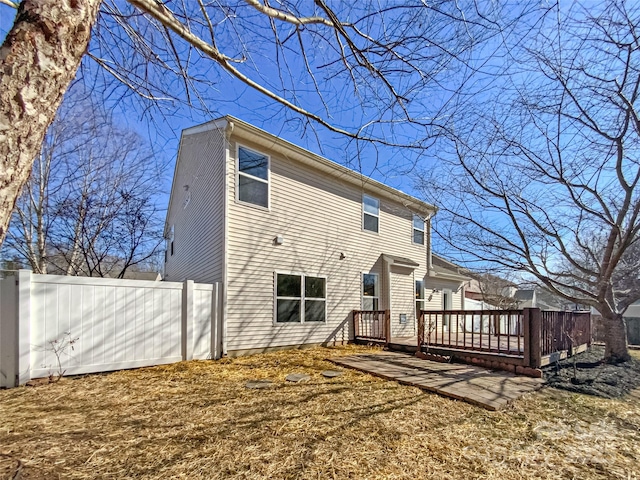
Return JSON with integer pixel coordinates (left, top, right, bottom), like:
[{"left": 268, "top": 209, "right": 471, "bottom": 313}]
[{"left": 276, "top": 273, "right": 326, "bottom": 323}]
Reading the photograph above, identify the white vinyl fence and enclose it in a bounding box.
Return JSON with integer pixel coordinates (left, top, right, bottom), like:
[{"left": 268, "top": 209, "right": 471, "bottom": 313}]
[{"left": 0, "top": 271, "right": 222, "bottom": 388}]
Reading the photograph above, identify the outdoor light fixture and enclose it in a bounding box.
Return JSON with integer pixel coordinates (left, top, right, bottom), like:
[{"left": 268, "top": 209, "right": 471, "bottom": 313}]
[{"left": 274, "top": 235, "right": 284, "bottom": 245}]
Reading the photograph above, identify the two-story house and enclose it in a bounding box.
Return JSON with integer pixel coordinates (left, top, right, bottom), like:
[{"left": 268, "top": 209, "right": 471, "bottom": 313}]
[{"left": 164, "top": 116, "right": 467, "bottom": 356}]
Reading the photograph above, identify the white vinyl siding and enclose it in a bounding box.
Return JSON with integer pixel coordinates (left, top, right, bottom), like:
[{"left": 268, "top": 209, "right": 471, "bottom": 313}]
[
  {"left": 225, "top": 136, "right": 430, "bottom": 352},
  {"left": 420, "top": 280, "right": 464, "bottom": 311},
  {"left": 164, "top": 128, "right": 226, "bottom": 284}
]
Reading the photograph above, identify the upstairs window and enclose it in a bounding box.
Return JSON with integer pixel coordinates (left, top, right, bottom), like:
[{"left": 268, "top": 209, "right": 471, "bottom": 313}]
[
  {"left": 363, "top": 195, "right": 379, "bottom": 232},
  {"left": 413, "top": 214, "right": 425, "bottom": 245},
  {"left": 276, "top": 273, "right": 326, "bottom": 323},
  {"left": 238, "top": 146, "right": 269, "bottom": 208}
]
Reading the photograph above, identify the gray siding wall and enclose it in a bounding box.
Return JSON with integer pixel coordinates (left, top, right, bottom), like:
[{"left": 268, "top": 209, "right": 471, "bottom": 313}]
[
  {"left": 225, "top": 136, "right": 434, "bottom": 352},
  {"left": 164, "top": 128, "right": 226, "bottom": 284}
]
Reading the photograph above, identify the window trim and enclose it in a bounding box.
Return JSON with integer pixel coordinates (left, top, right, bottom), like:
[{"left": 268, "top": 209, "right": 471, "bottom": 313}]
[
  {"left": 442, "top": 288, "right": 453, "bottom": 310},
  {"left": 168, "top": 225, "right": 175, "bottom": 257},
  {"left": 236, "top": 143, "right": 271, "bottom": 210},
  {"left": 361, "top": 272, "right": 380, "bottom": 311},
  {"left": 273, "top": 271, "right": 327, "bottom": 325},
  {"left": 362, "top": 194, "right": 380, "bottom": 233},
  {"left": 442, "top": 288, "right": 453, "bottom": 329},
  {"left": 412, "top": 214, "right": 425, "bottom": 245},
  {"left": 415, "top": 279, "right": 425, "bottom": 316}
]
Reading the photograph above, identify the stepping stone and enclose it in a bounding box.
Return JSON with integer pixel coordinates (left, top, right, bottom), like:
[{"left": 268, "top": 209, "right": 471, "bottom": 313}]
[
  {"left": 286, "top": 373, "right": 311, "bottom": 383},
  {"left": 322, "top": 370, "right": 343, "bottom": 378},
  {"left": 245, "top": 379, "right": 274, "bottom": 389}
]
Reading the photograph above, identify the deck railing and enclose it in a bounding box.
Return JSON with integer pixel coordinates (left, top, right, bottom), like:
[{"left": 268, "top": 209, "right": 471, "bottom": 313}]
[
  {"left": 540, "top": 310, "right": 591, "bottom": 356},
  {"left": 418, "top": 309, "right": 525, "bottom": 356},
  {"left": 417, "top": 308, "right": 592, "bottom": 369},
  {"left": 353, "top": 310, "right": 390, "bottom": 344}
]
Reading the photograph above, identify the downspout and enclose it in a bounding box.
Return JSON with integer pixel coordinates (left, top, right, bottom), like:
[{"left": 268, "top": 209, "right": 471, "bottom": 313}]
[
  {"left": 426, "top": 216, "right": 433, "bottom": 277},
  {"left": 382, "top": 255, "right": 392, "bottom": 311},
  {"left": 220, "top": 120, "right": 234, "bottom": 357}
]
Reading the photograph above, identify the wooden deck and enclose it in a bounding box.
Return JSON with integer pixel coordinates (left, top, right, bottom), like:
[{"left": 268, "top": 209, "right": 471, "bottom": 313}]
[{"left": 331, "top": 351, "right": 544, "bottom": 411}]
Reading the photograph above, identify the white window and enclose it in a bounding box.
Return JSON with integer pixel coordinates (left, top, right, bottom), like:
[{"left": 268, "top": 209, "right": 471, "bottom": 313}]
[
  {"left": 415, "top": 280, "right": 425, "bottom": 312},
  {"left": 362, "top": 273, "right": 379, "bottom": 310},
  {"left": 442, "top": 289, "right": 452, "bottom": 310},
  {"left": 413, "top": 214, "right": 425, "bottom": 245},
  {"left": 275, "top": 273, "right": 326, "bottom": 323},
  {"left": 167, "top": 225, "right": 175, "bottom": 257},
  {"left": 363, "top": 195, "right": 379, "bottom": 232},
  {"left": 238, "top": 146, "right": 269, "bottom": 208}
]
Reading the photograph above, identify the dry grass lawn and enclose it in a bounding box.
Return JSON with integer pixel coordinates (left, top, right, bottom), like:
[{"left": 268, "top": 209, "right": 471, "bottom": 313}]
[{"left": 1, "top": 345, "right": 639, "bottom": 479}]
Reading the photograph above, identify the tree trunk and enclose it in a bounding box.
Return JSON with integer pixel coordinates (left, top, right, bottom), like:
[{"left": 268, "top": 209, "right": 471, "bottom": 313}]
[
  {"left": 601, "top": 311, "right": 630, "bottom": 363},
  {"left": 0, "top": 0, "right": 102, "bottom": 246}
]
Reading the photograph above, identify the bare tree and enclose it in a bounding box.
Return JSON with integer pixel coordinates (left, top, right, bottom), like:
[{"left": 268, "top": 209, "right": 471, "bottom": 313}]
[
  {"left": 419, "top": 1, "right": 640, "bottom": 362},
  {"left": 3, "top": 87, "right": 165, "bottom": 278},
  {"left": 466, "top": 272, "right": 519, "bottom": 309},
  {"left": 0, "top": 0, "right": 535, "bottom": 246}
]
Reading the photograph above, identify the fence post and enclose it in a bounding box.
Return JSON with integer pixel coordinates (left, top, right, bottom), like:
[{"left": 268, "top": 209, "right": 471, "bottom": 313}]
[
  {"left": 17, "top": 270, "right": 32, "bottom": 386},
  {"left": 210, "top": 283, "right": 220, "bottom": 360},
  {"left": 182, "top": 280, "right": 194, "bottom": 361},
  {"left": 527, "top": 308, "right": 542, "bottom": 368},
  {"left": 0, "top": 274, "right": 18, "bottom": 388}
]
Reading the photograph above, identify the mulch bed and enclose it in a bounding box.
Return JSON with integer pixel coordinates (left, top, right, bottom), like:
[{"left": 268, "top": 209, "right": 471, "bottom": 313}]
[{"left": 544, "top": 345, "right": 640, "bottom": 398}]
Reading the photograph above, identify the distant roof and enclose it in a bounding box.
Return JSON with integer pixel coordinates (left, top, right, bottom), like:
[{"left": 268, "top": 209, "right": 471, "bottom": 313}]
[
  {"left": 514, "top": 290, "right": 535, "bottom": 301},
  {"left": 464, "top": 270, "right": 517, "bottom": 288},
  {"left": 430, "top": 253, "right": 471, "bottom": 282},
  {"left": 118, "top": 271, "right": 162, "bottom": 281}
]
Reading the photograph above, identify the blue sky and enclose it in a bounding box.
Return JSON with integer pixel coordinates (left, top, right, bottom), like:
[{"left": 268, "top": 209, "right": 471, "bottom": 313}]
[
  {"left": 0, "top": 1, "right": 476, "bottom": 199},
  {"left": 1, "top": 0, "right": 584, "bottom": 270},
  {"left": 0, "top": 1, "right": 539, "bottom": 266}
]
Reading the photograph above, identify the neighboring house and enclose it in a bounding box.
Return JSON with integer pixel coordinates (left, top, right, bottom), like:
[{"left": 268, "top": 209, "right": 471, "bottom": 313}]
[
  {"left": 119, "top": 271, "right": 162, "bottom": 281},
  {"left": 515, "top": 288, "right": 587, "bottom": 311},
  {"left": 164, "top": 116, "right": 467, "bottom": 355},
  {"left": 463, "top": 271, "right": 518, "bottom": 308}
]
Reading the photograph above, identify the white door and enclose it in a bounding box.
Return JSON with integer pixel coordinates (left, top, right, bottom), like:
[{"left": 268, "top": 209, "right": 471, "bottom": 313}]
[{"left": 390, "top": 267, "right": 415, "bottom": 338}]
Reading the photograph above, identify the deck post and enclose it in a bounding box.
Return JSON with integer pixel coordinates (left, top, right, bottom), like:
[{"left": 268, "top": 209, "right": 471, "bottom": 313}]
[
  {"left": 353, "top": 310, "right": 359, "bottom": 339},
  {"left": 417, "top": 310, "right": 424, "bottom": 351},
  {"left": 523, "top": 309, "right": 531, "bottom": 367},
  {"left": 384, "top": 309, "right": 391, "bottom": 346},
  {"left": 527, "top": 308, "right": 542, "bottom": 368}
]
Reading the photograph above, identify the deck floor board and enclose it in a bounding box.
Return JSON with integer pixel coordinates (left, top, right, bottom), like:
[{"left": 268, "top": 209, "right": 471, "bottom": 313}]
[{"left": 331, "top": 351, "right": 544, "bottom": 411}]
